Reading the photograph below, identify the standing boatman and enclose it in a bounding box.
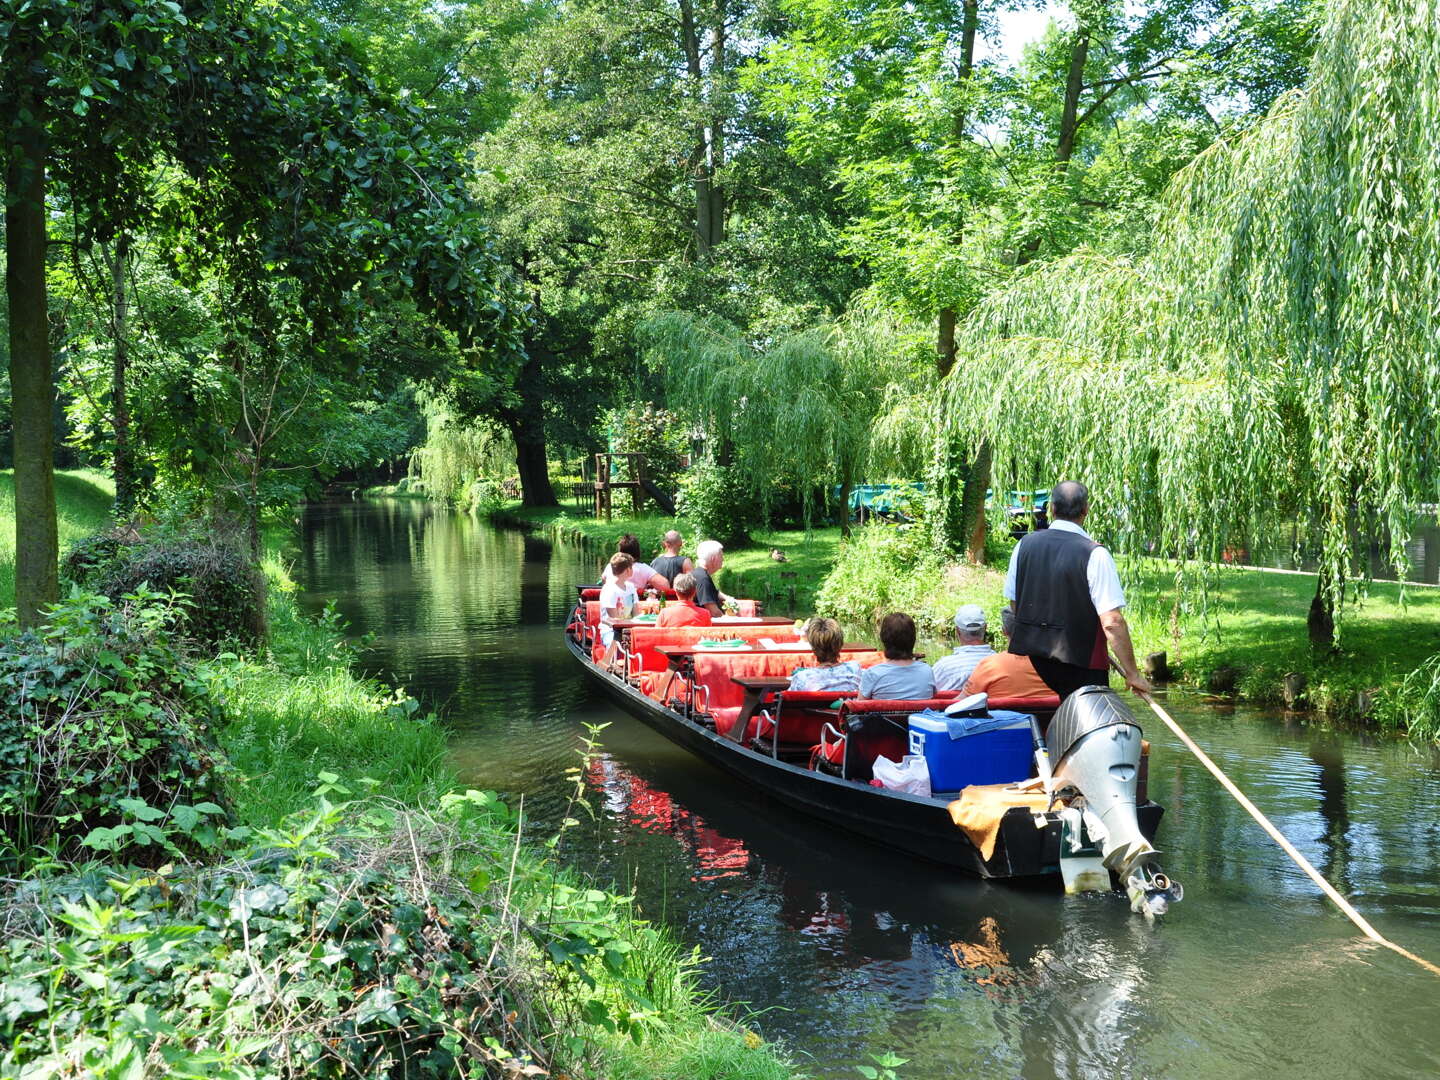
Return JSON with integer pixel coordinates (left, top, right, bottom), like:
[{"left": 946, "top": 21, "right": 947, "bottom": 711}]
[{"left": 1004, "top": 481, "right": 1152, "bottom": 700}]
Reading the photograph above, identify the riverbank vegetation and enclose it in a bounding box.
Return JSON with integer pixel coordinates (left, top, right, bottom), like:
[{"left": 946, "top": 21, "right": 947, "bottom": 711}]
[{"left": 0, "top": 477, "right": 794, "bottom": 1076}]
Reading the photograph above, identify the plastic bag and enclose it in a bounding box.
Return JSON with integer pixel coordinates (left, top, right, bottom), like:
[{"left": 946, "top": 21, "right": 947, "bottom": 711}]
[{"left": 871, "top": 754, "right": 932, "bottom": 797}]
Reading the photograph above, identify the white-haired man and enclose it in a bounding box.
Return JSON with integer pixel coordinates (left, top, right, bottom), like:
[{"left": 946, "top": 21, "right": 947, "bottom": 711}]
[
  {"left": 932, "top": 604, "right": 996, "bottom": 692},
  {"left": 691, "top": 539, "right": 734, "bottom": 617}
]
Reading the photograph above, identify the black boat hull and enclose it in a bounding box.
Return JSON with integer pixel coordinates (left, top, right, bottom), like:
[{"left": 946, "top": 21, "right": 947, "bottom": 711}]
[{"left": 567, "top": 635, "right": 1164, "bottom": 881}]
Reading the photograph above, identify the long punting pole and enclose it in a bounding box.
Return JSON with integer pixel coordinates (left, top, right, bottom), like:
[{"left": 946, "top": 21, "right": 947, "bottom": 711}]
[{"left": 1121, "top": 668, "right": 1440, "bottom": 977}]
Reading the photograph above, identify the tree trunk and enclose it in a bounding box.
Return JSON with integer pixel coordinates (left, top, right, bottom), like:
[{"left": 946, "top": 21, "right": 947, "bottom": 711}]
[
  {"left": 1015, "top": 29, "right": 1091, "bottom": 267},
  {"left": 678, "top": 0, "right": 721, "bottom": 257},
  {"left": 1056, "top": 31, "right": 1090, "bottom": 168},
  {"left": 108, "top": 233, "right": 137, "bottom": 517},
  {"left": 1308, "top": 575, "right": 1336, "bottom": 650},
  {"left": 964, "top": 440, "right": 991, "bottom": 564},
  {"left": 706, "top": 0, "right": 726, "bottom": 249},
  {"left": 935, "top": 0, "right": 980, "bottom": 377},
  {"left": 506, "top": 350, "right": 558, "bottom": 507},
  {"left": 6, "top": 99, "right": 59, "bottom": 627},
  {"left": 937, "top": 306, "right": 958, "bottom": 378},
  {"left": 838, "top": 477, "right": 853, "bottom": 539}
]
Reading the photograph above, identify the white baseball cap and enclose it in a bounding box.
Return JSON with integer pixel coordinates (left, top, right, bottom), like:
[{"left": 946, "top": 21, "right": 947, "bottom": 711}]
[{"left": 954, "top": 604, "right": 987, "bottom": 632}]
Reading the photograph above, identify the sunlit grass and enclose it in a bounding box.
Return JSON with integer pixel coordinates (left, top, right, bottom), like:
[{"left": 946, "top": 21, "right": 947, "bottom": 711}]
[{"left": 0, "top": 469, "right": 115, "bottom": 610}]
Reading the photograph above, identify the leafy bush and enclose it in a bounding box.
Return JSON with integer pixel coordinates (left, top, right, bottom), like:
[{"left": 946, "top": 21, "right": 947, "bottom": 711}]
[
  {"left": 0, "top": 789, "right": 759, "bottom": 1079},
  {"left": 0, "top": 591, "right": 230, "bottom": 870},
  {"left": 603, "top": 402, "right": 690, "bottom": 495},
  {"left": 64, "top": 515, "right": 265, "bottom": 649},
  {"left": 676, "top": 460, "right": 756, "bottom": 545},
  {"left": 0, "top": 792, "right": 546, "bottom": 1079},
  {"left": 463, "top": 476, "right": 508, "bottom": 515},
  {"left": 814, "top": 522, "right": 997, "bottom": 637},
  {"left": 1378, "top": 654, "right": 1440, "bottom": 736}
]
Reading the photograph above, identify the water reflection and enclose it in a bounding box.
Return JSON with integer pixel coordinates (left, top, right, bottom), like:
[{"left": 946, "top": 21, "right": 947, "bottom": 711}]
[{"left": 296, "top": 499, "right": 1440, "bottom": 1080}]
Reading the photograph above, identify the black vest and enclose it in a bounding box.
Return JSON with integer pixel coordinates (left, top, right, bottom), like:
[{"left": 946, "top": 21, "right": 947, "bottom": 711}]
[{"left": 1008, "top": 527, "right": 1105, "bottom": 669}]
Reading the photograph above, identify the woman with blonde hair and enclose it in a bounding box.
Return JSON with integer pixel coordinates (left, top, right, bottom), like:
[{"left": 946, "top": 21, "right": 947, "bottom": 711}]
[{"left": 787, "top": 617, "right": 860, "bottom": 692}]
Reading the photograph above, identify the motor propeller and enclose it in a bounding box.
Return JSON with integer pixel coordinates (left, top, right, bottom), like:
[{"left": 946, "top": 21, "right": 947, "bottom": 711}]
[{"left": 1047, "top": 686, "right": 1183, "bottom": 916}]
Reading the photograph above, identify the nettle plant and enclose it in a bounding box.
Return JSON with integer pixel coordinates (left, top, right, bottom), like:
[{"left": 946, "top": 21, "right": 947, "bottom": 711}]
[{"left": 0, "top": 589, "right": 231, "bottom": 871}]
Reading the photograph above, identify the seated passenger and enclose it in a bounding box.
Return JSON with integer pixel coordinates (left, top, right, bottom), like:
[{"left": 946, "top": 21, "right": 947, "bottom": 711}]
[
  {"left": 788, "top": 618, "right": 860, "bottom": 693},
  {"left": 691, "top": 539, "right": 735, "bottom": 617},
  {"left": 649, "top": 530, "right": 693, "bottom": 591},
  {"left": 602, "top": 534, "right": 657, "bottom": 594},
  {"left": 932, "top": 604, "right": 996, "bottom": 692},
  {"left": 598, "top": 553, "right": 638, "bottom": 668},
  {"left": 963, "top": 606, "right": 1052, "bottom": 699},
  {"left": 657, "top": 573, "right": 713, "bottom": 627},
  {"left": 858, "top": 612, "right": 935, "bottom": 700}
]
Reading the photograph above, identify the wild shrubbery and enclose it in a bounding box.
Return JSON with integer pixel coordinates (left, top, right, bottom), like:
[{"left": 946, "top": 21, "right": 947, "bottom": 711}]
[
  {"left": 676, "top": 460, "right": 757, "bottom": 546},
  {"left": 64, "top": 516, "right": 266, "bottom": 650},
  {"left": 812, "top": 521, "right": 1002, "bottom": 639},
  {"left": 0, "top": 591, "right": 231, "bottom": 870},
  {"left": 0, "top": 791, "right": 551, "bottom": 1079}
]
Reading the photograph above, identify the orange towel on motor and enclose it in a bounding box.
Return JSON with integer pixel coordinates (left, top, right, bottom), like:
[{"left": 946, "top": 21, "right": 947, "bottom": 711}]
[{"left": 948, "top": 784, "right": 1053, "bottom": 861}]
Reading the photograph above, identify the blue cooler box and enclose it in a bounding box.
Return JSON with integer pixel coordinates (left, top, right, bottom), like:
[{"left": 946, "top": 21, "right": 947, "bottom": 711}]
[{"left": 907, "top": 712, "right": 1034, "bottom": 791}]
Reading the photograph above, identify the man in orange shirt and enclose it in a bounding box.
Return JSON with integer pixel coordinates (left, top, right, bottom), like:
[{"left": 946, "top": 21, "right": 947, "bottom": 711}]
[
  {"left": 656, "top": 574, "right": 713, "bottom": 627},
  {"left": 963, "top": 607, "right": 1052, "bottom": 699}
]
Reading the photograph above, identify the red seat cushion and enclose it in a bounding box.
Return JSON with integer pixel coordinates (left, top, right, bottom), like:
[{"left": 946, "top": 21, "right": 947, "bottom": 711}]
[
  {"left": 988, "top": 694, "right": 1062, "bottom": 711},
  {"left": 627, "top": 624, "right": 807, "bottom": 674},
  {"left": 693, "top": 651, "right": 886, "bottom": 711},
  {"left": 845, "top": 698, "right": 953, "bottom": 713}
]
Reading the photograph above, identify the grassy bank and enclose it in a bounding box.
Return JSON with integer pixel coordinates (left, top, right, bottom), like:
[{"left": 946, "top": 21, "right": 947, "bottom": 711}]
[
  {"left": 0, "top": 469, "right": 115, "bottom": 607},
  {"left": 488, "top": 502, "right": 842, "bottom": 612},
  {"left": 0, "top": 476, "right": 795, "bottom": 1078}
]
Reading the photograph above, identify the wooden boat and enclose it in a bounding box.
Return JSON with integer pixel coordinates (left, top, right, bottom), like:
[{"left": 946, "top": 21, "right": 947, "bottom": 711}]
[{"left": 566, "top": 588, "right": 1167, "bottom": 885}]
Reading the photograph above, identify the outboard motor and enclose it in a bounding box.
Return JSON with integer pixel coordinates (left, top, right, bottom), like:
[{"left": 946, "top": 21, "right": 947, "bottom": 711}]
[{"left": 1048, "top": 686, "right": 1182, "bottom": 917}]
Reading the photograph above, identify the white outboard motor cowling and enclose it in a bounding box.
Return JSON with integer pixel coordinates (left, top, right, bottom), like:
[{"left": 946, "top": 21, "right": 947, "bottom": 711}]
[{"left": 1049, "top": 686, "right": 1181, "bottom": 916}]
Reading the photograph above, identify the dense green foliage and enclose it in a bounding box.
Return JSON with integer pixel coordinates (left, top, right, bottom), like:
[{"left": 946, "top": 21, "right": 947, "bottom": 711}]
[
  {"left": 931, "top": 0, "right": 1440, "bottom": 632},
  {"left": 64, "top": 516, "right": 266, "bottom": 648},
  {"left": 0, "top": 591, "right": 230, "bottom": 869}
]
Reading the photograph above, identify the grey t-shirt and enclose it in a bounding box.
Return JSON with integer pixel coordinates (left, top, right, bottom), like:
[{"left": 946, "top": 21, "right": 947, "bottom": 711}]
[{"left": 859, "top": 660, "right": 935, "bottom": 701}]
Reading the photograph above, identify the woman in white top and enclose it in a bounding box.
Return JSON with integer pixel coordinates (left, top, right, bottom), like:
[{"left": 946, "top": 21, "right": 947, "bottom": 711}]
[
  {"left": 599, "top": 552, "right": 638, "bottom": 670},
  {"left": 602, "top": 534, "right": 657, "bottom": 594}
]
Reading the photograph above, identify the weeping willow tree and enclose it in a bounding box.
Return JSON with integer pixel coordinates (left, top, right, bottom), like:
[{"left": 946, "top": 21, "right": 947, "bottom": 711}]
[
  {"left": 409, "top": 394, "right": 515, "bottom": 505},
  {"left": 640, "top": 308, "right": 928, "bottom": 534},
  {"left": 935, "top": 0, "right": 1440, "bottom": 641}
]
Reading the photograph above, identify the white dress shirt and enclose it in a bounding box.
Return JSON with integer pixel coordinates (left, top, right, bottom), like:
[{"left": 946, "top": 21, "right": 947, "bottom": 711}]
[{"left": 1003, "top": 519, "right": 1126, "bottom": 615}]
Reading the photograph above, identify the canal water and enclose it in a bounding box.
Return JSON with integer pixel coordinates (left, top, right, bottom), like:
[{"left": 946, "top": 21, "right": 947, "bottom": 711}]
[{"left": 295, "top": 499, "right": 1440, "bottom": 1080}]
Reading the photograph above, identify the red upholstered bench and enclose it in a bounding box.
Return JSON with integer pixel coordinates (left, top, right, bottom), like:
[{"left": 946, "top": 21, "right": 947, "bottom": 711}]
[
  {"left": 811, "top": 698, "right": 954, "bottom": 783},
  {"left": 695, "top": 651, "right": 886, "bottom": 714},
  {"left": 626, "top": 624, "right": 806, "bottom": 677},
  {"left": 754, "top": 689, "right": 858, "bottom": 757}
]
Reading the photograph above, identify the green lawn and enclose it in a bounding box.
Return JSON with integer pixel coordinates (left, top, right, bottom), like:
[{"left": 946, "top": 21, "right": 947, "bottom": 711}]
[
  {"left": 0, "top": 469, "right": 115, "bottom": 609},
  {"left": 1124, "top": 560, "right": 1440, "bottom": 714}
]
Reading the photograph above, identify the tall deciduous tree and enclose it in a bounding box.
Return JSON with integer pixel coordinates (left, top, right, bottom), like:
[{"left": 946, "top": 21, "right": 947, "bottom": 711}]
[{"left": 2, "top": 0, "right": 202, "bottom": 625}]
